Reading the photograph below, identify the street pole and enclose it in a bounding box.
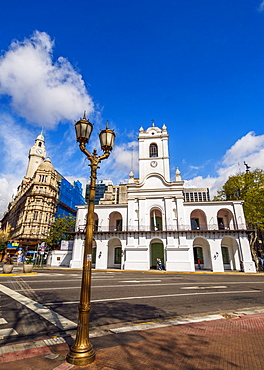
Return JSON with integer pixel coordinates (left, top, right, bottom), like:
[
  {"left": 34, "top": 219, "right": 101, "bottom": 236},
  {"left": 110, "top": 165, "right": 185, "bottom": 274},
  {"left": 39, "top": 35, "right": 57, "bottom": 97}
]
[{"left": 66, "top": 114, "right": 115, "bottom": 366}]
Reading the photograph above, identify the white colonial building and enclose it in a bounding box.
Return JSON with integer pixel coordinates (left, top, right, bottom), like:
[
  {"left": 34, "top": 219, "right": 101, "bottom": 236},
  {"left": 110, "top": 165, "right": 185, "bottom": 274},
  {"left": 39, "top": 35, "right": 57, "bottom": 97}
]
[{"left": 70, "top": 122, "right": 256, "bottom": 273}]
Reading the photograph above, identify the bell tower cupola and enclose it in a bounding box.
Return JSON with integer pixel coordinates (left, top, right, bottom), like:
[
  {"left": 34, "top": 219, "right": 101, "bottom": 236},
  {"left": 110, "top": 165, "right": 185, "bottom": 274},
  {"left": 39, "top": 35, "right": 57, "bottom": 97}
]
[{"left": 138, "top": 121, "right": 170, "bottom": 182}]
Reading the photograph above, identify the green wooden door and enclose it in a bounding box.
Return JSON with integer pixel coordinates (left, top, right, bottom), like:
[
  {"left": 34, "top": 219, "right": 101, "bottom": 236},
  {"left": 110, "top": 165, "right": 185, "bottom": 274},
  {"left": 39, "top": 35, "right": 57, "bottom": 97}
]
[{"left": 151, "top": 243, "right": 164, "bottom": 268}]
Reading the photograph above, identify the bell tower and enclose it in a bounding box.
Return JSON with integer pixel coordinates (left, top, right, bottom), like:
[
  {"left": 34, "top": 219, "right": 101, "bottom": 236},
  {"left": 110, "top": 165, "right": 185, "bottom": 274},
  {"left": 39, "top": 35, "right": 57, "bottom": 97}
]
[
  {"left": 138, "top": 122, "right": 170, "bottom": 182},
  {"left": 25, "top": 132, "right": 46, "bottom": 179}
]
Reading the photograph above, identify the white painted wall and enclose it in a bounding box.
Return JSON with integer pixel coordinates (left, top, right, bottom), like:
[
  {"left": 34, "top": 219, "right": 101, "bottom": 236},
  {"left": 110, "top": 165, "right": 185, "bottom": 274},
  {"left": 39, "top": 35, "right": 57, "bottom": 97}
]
[{"left": 69, "top": 123, "right": 256, "bottom": 274}]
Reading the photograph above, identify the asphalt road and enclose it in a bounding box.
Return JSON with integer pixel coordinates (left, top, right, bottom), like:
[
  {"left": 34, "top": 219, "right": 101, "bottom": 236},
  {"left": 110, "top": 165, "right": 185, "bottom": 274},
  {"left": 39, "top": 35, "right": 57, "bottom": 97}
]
[{"left": 1, "top": 270, "right": 264, "bottom": 345}]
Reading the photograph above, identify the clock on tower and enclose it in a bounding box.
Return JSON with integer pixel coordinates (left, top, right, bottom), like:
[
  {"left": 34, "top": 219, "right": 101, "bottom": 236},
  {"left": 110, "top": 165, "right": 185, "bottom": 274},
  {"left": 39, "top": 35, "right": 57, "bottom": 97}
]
[{"left": 25, "top": 132, "right": 46, "bottom": 178}]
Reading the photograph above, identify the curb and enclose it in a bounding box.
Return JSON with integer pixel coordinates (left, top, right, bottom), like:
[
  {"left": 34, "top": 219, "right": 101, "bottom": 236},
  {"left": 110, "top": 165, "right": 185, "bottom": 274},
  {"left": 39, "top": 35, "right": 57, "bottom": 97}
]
[
  {"left": 1, "top": 268, "right": 264, "bottom": 277},
  {"left": 25, "top": 267, "right": 264, "bottom": 276}
]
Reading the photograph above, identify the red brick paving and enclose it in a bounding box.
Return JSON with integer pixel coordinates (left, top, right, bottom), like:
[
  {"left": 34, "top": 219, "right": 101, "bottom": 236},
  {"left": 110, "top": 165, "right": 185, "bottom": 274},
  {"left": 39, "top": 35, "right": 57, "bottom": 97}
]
[{"left": 1, "top": 313, "right": 264, "bottom": 370}]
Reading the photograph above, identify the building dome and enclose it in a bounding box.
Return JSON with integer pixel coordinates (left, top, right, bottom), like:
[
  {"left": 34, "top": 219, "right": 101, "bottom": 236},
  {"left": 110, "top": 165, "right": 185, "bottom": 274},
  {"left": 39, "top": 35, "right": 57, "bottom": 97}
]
[
  {"left": 37, "top": 132, "right": 44, "bottom": 141},
  {"left": 38, "top": 158, "right": 54, "bottom": 172}
]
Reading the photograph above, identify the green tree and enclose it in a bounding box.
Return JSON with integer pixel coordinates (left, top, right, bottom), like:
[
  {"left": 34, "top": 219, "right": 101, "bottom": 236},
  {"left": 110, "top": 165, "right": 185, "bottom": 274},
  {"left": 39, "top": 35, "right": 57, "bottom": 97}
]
[
  {"left": 215, "top": 169, "right": 264, "bottom": 270},
  {"left": 0, "top": 225, "right": 11, "bottom": 261},
  {"left": 45, "top": 216, "right": 76, "bottom": 250},
  {"left": 215, "top": 169, "right": 264, "bottom": 228}
]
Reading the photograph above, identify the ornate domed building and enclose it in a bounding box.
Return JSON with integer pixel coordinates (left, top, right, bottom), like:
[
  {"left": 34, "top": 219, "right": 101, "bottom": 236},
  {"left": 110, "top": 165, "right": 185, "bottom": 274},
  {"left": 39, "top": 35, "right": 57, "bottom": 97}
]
[{"left": 1, "top": 133, "right": 85, "bottom": 251}]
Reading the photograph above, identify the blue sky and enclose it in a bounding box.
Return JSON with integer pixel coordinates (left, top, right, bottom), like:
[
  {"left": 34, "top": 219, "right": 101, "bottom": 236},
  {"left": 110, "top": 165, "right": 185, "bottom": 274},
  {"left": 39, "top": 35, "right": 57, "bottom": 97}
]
[{"left": 1, "top": 0, "right": 264, "bottom": 216}]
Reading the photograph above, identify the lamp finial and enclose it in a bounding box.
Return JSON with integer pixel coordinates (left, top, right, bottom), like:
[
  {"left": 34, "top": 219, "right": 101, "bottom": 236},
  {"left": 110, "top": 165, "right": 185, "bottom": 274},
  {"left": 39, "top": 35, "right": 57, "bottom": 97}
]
[{"left": 83, "top": 111, "right": 87, "bottom": 120}]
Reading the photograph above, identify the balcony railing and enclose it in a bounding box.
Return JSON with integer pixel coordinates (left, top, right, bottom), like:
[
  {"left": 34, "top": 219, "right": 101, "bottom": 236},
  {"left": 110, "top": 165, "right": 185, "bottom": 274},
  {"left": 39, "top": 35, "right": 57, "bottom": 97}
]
[{"left": 76, "top": 223, "right": 248, "bottom": 233}]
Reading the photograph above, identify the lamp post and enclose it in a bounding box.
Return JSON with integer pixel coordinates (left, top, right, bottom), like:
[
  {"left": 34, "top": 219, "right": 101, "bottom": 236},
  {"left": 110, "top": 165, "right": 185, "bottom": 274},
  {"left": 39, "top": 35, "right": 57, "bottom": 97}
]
[{"left": 66, "top": 112, "right": 115, "bottom": 366}]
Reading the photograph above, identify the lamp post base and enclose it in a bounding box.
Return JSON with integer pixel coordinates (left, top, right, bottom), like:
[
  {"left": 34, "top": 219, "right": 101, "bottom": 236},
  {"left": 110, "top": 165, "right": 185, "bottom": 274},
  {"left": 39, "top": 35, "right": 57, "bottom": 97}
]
[{"left": 66, "top": 344, "right": 95, "bottom": 366}]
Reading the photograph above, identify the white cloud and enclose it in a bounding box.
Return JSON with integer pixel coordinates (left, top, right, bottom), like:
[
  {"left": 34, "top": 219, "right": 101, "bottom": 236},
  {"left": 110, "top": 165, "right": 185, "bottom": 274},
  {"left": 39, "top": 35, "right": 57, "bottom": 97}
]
[
  {"left": 55, "top": 139, "right": 139, "bottom": 198},
  {"left": 258, "top": 1, "right": 264, "bottom": 12},
  {"left": 0, "top": 31, "right": 94, "bottom": 128},
  {"left": 189, "top": 165, "right": 200, "bottom": 170},
  {"left": 112, "top": 141, "right": 139, "bottom": 171},
  {"left": 95, "top": 140, "right": 139, "bottom": 184},
  {"left": 222, "top": 131, "right": 264, "bottom": 166},
  {"left": 0, "top": 114, "right": 36, "bottom": 217},
  {"left": 185, "top": 131, "right": 264, "bottom": 198}
]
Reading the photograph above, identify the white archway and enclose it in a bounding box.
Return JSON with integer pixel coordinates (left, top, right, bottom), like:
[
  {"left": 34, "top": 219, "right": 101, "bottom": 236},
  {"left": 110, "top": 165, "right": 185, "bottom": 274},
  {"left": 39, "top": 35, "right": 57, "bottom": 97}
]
[
  {"left": 107, "top": 238, "right": 122, "bottom": 269},
  {"left": 150, "top": 207, "right": 163, "bottom": 231},
  {"left": 217, "top": 209, "right": 235, "bottom": 230},
  {"left": 221, "top": 236, "right": 240, "bottom": 270},
  {"left": 150, "top": 238, "right": 164, "bottom": 269},
  {"left": 190, "top": 209, "right": 207, "bottom": 230},
  {"left": 109, "top": 212, "right": 123, "bottom": 231},
  {"left": 193, "top": 237, "right": 212, "bottom": 270}
]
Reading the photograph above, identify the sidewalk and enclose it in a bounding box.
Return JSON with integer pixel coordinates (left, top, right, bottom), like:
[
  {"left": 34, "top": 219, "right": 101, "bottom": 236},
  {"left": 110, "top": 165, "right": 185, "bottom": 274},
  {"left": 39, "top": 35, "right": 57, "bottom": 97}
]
[
  {"left": 1, "top": 310, "right": 264, "bottom": 369},
  {"left": 2, "top": 263, "right": 264, "bottom": 276}
]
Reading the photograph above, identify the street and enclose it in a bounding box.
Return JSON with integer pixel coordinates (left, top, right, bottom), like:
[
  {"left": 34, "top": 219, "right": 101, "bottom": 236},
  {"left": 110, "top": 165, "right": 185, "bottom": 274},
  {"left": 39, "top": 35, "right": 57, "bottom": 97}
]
[{"left": 1, "top": 270, "right": 264, "bottom": 345}]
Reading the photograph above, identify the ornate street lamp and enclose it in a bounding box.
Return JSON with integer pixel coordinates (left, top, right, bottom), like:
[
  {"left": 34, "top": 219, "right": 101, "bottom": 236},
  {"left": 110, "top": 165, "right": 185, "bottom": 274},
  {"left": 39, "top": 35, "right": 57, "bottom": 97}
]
[{"left": 66, "top": 112, "right": 115, "bottom": 366}]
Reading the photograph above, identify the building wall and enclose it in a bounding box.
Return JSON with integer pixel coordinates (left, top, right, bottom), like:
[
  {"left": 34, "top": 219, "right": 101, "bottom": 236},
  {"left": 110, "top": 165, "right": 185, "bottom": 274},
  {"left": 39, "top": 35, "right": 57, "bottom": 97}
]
[
  {"left": 71, "top": 195, "right": 255, "bottom": 273},
  {"left": 1, "top": 158, "right": 58, "bottom": 247},
  {"left": 1, "top": 135, "right": 85, "bottom": 249},
  {"left": 71, "top": 122, "right": 255, "bottom": 273},
  {"left": 56, "top": 177, "right": 85, "bottom": 218}
]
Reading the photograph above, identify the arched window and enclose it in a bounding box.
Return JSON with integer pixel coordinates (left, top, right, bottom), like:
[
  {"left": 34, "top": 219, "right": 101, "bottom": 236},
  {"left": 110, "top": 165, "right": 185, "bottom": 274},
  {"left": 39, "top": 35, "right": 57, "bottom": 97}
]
[
  {"left": 190, "top": 209, "right": 207, "bottom": 230},
  {"left": 149, "top": 143, "right": 158, "bottom": 157},
  {"left": 109, "top": 211, "right": 123, "bottom": 231},
  {"left": 150, "top": 209, "right": 162, "bottom": 231}
]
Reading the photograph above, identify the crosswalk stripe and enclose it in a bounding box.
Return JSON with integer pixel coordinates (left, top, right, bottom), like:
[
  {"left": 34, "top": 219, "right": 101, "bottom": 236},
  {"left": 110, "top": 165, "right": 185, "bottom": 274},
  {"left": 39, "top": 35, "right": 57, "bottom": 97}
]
[
  {"left": 0, "top": 284, "right": 77, "bottom": 331},
  {"left": 0, "top": 328, "right": 18, "bottom": 339}
]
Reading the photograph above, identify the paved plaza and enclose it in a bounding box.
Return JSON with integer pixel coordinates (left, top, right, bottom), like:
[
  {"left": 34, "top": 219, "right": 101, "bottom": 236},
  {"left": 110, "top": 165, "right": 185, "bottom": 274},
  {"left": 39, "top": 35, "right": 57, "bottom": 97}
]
[{"left": 1, "top": 309, "right": 264, "bottom": 369}]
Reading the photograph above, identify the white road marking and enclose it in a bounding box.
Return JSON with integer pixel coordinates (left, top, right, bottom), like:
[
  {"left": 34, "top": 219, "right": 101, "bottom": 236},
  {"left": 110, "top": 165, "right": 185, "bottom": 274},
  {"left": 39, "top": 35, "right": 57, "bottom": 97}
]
[
  {"left": 9, "top": 277, "right": 114, "bottom": 282},
  {"left": 45, "top": 301, "right": 80, "bottom": 306},
  {"left": 0, "top": 318, "right": 7, "bottom": 324},
  {"left": 90, "top": 289, "right": 261, "bottom": 303},
  {"left": 43, "top": 289, "right": 261, "bottom": 306},
  {"left": 181, "top": 286, "right": 227, "bottom": 290},
  {"left": 111, "top": 314, "right": 224, "bottom": 333},
  {"left": 122, "top": 280, "right": 162, "bottom": 283},
  {"left": 43, "top": 337, "right": 66, "bottom": 346},
  {"left": 0, "top": 328, "right": 18, "bottom": 339},
  {"left": 122, "top": 280, "right": 141, "bottom": 283},
  {"left": 0, "top": 284, "right": 77, "bottom": 330},
  {"left": 7, "top": 280, "right": 263, "bottom": 292}
]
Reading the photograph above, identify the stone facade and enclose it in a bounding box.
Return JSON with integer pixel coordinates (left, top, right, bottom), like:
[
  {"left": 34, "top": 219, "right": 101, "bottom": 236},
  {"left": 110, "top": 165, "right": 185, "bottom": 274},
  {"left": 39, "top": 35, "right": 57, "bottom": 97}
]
[
  {"left": 1, "top": 134, "right": 85, "bottom": 249},
  {"left": 1, "top": 154, "right": 58, "bottom": 248}
]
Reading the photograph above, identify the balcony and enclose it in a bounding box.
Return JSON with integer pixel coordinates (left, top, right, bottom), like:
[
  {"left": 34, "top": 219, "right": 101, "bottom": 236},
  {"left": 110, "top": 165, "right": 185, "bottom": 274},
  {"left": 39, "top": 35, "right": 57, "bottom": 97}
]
[{"left": 76, "top": 223, "right": 248, "bottom": 233}]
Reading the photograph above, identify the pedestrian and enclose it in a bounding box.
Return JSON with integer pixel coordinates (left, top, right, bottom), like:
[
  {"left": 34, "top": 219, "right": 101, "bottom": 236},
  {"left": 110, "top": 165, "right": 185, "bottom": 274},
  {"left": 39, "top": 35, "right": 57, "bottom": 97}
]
[
  {"left": 219, "top": 222, "right": 224, "bottom": 230},
  {"left": 158, "top": 258, "right": 163, "bottom": 271},
  {"left": 156, "top": 258, "right": 159, "bottom": 270},
  {"left": 17, "top": 250, "right": 24, "bottom": 265},
  {"left": 197, "top": 258, "right": 201, "bottom": 270},
  {"left": 2, "top": 253, "right": 11, "bottom": 264}
]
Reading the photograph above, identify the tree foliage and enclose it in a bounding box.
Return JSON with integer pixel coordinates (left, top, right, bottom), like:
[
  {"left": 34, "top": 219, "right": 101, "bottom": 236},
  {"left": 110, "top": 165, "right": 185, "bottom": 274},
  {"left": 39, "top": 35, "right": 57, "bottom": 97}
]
[
  {"left": 215, "top": 169, "right": 264, "bottom": 229},
  {"left": 0, "top": 225, "right": 11, "bottom": 251},
  {"left": 45, "top": 216, "right": 76, "bottom": 249}
]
